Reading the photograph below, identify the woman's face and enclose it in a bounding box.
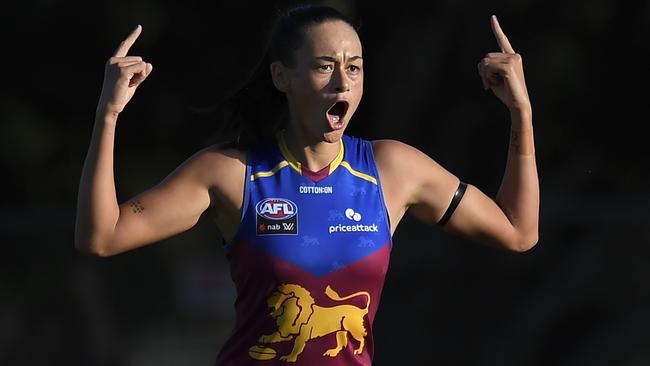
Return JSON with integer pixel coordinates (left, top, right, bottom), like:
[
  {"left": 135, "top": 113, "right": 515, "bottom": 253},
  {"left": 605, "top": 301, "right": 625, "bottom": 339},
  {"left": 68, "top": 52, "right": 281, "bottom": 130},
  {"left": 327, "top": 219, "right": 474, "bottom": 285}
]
[{"left": 274, "top": 20, "right": 363, "bottom": 143}]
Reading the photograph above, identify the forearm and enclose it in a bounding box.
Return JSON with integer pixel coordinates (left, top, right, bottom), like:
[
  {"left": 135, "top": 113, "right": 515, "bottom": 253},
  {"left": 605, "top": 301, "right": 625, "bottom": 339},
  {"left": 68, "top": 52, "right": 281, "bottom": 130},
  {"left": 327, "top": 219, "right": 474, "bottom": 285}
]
[
  {"left": 75, "top": 109, "right": 121, "bottom": 254},
  {"left": 495, "top": 109, "right": 539, "bottom": 248}
]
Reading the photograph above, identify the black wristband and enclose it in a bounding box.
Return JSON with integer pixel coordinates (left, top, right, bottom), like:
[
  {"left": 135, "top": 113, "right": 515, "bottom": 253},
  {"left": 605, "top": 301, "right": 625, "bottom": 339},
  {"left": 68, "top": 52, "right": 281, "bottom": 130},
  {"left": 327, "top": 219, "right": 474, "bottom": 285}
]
[{"left": 437, "top": 181, "right": 468, "bottom": 226}]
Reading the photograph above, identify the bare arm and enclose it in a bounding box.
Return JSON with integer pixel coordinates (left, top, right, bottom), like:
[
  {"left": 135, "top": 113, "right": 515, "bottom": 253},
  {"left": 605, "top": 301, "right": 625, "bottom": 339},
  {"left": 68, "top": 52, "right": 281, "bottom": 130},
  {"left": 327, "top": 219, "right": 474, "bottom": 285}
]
[
  {"left": 461, "top": 15, "right": 539, "bottom": 250},
  {"left": 74, "top": 110, "right": 122, "bottom": 256},
  {"left": 75, "top": 111, "right": 221, "bottom": 256},
  {"left": 374, "top": 16, "right": 539, "bottom": 252},
  {"left": 75, "top": 25, "right": 154, "bottom": 256},
  {"left": 374, "top": 125, "right": 538, "bottom": 252},
  {"left": 439, "top": 111, "right": 538, "bottom": 252},
  {"left": 75, "top": 25, "right": 244, "bottom": 256}
]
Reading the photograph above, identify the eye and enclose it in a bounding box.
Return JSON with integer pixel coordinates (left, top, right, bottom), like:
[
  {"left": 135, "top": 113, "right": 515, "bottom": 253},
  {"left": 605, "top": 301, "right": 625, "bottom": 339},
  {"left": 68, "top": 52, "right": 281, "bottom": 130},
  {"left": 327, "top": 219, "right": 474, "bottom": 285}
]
[
  {"left": 318, "top": 64, "right": 334, "bottom": 72},
  {"left": 348, "top": 65, "right": 362, "bottom": 74}
]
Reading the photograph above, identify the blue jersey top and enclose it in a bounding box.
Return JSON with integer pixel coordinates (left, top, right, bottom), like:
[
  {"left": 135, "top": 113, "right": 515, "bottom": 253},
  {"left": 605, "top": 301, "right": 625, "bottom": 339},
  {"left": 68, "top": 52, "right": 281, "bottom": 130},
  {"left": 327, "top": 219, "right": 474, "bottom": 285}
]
[{"left": 214, "top": 133, "right": 393, "bottom": 366}]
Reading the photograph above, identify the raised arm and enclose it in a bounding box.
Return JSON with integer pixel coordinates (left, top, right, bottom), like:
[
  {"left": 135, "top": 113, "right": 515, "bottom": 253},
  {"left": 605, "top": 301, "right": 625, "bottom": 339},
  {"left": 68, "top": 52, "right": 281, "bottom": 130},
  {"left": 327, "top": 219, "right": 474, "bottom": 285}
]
[
  {"left": 470, "top": 15, "right": 539, "bottom": 250},
  {"left": 374, "top": 15, "right": 539, "bottom": 252},
  {"left": 75, "top": 25, "right": 245, "bottom": 256}
]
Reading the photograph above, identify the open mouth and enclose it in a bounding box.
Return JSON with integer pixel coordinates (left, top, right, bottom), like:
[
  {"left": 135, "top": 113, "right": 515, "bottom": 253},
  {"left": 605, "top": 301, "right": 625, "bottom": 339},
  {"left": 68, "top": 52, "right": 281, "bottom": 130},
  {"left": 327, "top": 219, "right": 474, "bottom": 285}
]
[{"left": 326, "top": 101, "right": 349, "bottom": 129}]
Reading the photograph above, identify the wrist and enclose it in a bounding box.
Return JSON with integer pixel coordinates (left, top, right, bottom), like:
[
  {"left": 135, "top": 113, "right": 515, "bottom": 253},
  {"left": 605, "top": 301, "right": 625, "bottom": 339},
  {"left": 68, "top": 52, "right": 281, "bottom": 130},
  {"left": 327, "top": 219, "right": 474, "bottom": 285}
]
[
  {"left": 509, "top": 107, "right": 532, "bottom": 129},
  {"left": 95, "top": 107, "right": 120, "bottom": 125},
  {"left": 90, "top": 109, "right": 118, "bottom": 140}
]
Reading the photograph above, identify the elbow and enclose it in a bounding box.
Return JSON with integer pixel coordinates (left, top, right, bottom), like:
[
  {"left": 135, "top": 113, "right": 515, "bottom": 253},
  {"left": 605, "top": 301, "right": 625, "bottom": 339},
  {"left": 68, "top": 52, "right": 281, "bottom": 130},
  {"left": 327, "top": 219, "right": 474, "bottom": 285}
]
[
  {"left": 82, "top": 245, "right": 114, "bottom": 258},
  {"left": 74, "top": 232, "right": 114, "bottom": 257},
  {"left": 511, "top": 232, "right": 539, "bottom": 253}
]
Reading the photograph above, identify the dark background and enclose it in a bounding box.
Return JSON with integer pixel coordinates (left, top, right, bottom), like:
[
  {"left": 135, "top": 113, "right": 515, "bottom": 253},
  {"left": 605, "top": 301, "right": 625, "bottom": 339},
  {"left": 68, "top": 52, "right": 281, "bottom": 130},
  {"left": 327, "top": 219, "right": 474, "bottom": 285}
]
[{"left": 2, "top": 0, "right": 649, "bottom": 365}]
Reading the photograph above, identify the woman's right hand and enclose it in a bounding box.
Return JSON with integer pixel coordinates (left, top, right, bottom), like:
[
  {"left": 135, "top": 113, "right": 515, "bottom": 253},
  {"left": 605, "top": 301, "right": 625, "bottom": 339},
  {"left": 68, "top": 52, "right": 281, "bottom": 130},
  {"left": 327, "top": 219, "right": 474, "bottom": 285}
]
[{"left": 97, "top": 25, "right": 153, "bottom": 117}]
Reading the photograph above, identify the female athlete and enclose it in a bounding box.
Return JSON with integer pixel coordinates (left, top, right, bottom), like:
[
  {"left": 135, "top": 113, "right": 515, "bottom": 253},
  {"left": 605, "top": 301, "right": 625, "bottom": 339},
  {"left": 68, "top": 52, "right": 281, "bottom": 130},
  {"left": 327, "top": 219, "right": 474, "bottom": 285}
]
[{"left": 75, "top": 5, "right": 539, "bottom": 365}]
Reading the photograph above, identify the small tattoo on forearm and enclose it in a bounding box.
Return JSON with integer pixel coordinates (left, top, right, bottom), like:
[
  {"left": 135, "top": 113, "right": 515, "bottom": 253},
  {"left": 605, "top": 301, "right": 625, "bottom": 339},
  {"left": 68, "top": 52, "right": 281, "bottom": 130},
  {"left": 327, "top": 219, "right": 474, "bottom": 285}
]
[
  {"left": 509, "top": 129, "right": 535, "bottom": 155},
  {"left": 510, "top": 130, "right": 521, "bottom": 148},
  {"left": 131, "top": 200, "right": 144, "bottom": 213}
]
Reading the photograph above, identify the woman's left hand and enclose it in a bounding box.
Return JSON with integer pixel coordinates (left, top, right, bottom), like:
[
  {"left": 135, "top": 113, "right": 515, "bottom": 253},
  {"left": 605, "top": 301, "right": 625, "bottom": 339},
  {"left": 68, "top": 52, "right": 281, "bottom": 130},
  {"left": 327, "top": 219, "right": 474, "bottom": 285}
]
[{"left": 478, "top": 15, "right": 531, "bottom": 114}]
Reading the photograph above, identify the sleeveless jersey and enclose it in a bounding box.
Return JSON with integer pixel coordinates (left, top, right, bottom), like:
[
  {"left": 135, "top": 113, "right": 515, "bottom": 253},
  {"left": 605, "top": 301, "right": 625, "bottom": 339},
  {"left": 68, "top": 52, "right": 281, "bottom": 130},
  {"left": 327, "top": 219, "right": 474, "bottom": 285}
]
[{"left": 214, "top": 133, "right": 393, "bottom": 366}]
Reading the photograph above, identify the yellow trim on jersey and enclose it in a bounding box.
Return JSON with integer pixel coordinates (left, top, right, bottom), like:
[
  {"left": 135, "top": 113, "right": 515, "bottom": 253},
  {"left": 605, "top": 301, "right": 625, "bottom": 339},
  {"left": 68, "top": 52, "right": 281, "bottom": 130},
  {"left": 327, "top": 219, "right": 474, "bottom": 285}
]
[
  {"left": 339, "top": 161, "right": 378, "bottom": 185},
  {"left": 329, "top": 140, "right": 345, "bottom": 174},
  {"left": 277, "top": 133, "right": 302, "bottom": 174},
  {"left": 250, "top": 160, "right": 289, "bottom": 181},
  {"left": 277, "top": 131, "right": 344, "bottom": 175}
]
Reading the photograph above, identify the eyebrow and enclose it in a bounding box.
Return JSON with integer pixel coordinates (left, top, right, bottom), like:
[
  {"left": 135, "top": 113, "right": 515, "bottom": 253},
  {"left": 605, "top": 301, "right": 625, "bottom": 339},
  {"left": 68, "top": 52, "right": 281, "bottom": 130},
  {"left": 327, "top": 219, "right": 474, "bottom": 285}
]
[{"left": 315, "top": 56, "right": 363, "bottom": 62}]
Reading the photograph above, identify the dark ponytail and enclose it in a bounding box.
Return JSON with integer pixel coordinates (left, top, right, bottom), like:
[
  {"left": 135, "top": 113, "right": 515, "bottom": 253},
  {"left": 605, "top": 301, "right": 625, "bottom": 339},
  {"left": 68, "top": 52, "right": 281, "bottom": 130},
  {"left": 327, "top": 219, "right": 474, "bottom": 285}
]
[{"left": 202, "top": 4, "right": 357, "bottom": 150}]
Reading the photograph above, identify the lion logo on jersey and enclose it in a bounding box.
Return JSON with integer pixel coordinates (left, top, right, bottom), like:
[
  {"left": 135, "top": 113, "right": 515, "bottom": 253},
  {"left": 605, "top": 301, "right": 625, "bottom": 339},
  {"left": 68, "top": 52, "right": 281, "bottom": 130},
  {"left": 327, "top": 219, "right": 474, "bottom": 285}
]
[{"left": 249, "top": 283, "right": 370, "bottom": 362}]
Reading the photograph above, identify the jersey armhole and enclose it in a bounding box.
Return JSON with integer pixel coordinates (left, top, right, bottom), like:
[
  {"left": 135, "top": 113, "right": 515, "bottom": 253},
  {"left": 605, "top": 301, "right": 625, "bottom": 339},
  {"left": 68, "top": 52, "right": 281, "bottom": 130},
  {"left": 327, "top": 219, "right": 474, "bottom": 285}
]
[
  {"left": 367, "top": 140, "right": 393, "bottom": 251},
  {"left": 222, "top": 150, "right": 251, "bottom": 252}
]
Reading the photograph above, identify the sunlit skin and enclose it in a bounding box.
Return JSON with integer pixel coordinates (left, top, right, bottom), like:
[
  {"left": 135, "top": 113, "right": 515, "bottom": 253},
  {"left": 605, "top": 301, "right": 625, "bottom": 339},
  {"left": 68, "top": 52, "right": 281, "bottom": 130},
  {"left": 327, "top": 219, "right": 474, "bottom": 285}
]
[
  {"left": 270, "top": 20, "right": 363, "bottom": 172},
  {"left": 75, "top": 15, "right": 539, "bottom": 258}
]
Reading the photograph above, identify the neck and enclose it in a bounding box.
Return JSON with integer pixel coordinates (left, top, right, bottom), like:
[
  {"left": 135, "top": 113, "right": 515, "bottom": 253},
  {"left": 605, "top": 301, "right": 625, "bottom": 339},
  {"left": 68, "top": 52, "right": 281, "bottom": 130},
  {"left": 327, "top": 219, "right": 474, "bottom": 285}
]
[{"left": 282, "top": 124, "right": 341, "bottom": 173}]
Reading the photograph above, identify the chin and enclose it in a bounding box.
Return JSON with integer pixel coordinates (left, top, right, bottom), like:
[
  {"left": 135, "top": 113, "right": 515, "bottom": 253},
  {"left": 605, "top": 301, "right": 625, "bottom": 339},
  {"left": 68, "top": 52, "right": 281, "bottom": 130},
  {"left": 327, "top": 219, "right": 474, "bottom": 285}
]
[{"left": 323, "top": 128, "right": 345, "bottom": 143}]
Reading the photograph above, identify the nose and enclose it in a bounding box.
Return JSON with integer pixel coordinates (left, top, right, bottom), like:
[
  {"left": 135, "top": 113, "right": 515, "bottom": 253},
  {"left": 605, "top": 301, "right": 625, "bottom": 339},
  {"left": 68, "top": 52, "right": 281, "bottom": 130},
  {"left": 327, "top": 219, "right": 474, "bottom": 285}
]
[
  {"left": 332, "top": 66, "right": 350, "bottom": 93},
  {"left": 335, "top": 83, "right": 350, "bottom": 93}
]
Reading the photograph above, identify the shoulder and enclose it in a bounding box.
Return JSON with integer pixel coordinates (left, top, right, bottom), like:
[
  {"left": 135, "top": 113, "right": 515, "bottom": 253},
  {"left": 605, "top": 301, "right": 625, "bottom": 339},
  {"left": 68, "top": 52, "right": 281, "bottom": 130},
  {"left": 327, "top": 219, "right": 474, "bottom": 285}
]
[
  {"left": 371, "top": 139, "right": 436, "bottom": 169},
  {"left": 371, "top": 138, "right": 457, "bottom": 195},
  {"left": 371, "top": 138, "right": 413, "bottom": 153},
  {"left": 176, "top": 144, "right": 246, "bottom": 188},
  {"left": 185, "top": 144, "right": 245, "bottom": 169},
  {"left": 193, "top": 143, "right": 246, "bottom": 165}
]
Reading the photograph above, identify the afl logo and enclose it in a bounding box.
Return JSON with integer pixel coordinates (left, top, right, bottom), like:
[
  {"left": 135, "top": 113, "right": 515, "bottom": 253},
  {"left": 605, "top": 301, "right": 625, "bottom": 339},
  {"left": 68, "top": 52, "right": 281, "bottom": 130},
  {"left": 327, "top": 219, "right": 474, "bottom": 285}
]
[
  {"left": 256, "top": 198, "right": 298, "bottom": 235},
  {"left": 256, "top": 198, "right": 298, "bottom": 220}
]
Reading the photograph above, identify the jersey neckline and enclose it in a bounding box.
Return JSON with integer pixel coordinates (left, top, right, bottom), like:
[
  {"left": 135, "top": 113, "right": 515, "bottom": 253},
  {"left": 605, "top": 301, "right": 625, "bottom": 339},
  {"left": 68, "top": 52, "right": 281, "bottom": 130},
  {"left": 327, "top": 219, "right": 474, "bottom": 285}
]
[{"left": 276, "top": 131, "right": 345, "bottom": 183}]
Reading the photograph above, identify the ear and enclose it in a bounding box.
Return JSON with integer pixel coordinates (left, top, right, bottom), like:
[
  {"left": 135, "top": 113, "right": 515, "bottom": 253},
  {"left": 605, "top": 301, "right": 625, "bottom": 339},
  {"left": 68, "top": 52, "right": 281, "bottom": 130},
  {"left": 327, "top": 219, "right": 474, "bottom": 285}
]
[{"left": 270, "top": 61, "right": 290, "bottom": 92}]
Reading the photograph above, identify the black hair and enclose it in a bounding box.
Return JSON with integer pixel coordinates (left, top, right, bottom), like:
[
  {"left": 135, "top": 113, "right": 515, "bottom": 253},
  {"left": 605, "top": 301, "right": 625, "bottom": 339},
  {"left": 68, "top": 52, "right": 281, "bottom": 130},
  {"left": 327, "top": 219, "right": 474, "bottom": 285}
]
[{"left": 203, "top": 4, "right": 357, "bottom": 150}]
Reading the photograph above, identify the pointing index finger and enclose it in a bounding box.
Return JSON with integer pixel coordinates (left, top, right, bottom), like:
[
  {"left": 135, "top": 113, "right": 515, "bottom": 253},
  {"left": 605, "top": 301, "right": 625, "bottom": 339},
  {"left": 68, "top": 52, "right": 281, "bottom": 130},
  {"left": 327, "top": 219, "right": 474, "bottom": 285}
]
[
  {"left": 113, "top": 25, "right": 142, "bottom": 57},
  {"left": 490, "top": 15, "right": 515, "bottom": 54}
]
